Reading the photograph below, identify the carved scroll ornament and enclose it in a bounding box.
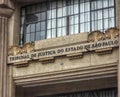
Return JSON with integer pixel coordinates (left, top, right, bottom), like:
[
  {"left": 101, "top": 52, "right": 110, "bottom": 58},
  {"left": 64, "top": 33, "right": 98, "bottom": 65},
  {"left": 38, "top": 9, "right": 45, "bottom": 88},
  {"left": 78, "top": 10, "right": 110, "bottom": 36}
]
[
  {"left": 21, "top": 42, "right": 35, "bottom": 54},
  {"left": 88, "top": 27, "right": 119, "bottom": 42},
  {"left": 88, "top": 30, "right": 105, "bottom": 42},
  {"left": 105, "top": 27, "right": 119, "bottom": 39},
  {"left": 8, "top": 42, "right": 35, "bottom": 56},
  {"left": 8, "top": 45, "right": 22, "bottom": 56}
]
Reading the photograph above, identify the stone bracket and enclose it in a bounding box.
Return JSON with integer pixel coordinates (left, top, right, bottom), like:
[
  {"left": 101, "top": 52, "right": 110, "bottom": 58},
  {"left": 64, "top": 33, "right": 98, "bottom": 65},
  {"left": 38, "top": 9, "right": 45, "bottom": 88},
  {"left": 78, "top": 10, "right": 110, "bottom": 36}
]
[
  {"left": 39, "top": 57, "right": 55, "bottom": 64},
  {"left": 95, "top": 48, "right": 113, "bottom": 55},
  {"left": 67, "top": 53, "right": 83, "bottom": 60},
  {"left": 13, "top": 61, "right": 29, "bottom": 68}
]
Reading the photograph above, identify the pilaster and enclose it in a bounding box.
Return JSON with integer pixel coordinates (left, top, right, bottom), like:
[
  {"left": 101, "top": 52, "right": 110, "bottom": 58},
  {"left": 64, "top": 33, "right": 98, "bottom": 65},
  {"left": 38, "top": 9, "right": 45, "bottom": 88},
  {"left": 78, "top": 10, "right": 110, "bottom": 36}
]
[{"left": 0, "top": 5, "right": 14, "bottom": 97}]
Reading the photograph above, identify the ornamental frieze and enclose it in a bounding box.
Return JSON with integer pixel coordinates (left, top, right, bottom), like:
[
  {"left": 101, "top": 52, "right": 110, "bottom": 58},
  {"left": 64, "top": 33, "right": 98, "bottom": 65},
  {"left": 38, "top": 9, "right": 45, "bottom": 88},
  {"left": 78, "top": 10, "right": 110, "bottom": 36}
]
[{"left": 8, "top": 27, "right": 119, "bottom": 66}]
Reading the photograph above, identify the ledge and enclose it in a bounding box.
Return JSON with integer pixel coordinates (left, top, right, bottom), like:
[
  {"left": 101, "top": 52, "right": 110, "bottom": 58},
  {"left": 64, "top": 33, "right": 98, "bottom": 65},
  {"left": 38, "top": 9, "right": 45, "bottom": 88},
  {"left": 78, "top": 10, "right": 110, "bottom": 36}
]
[{"left": 13, "top": 62, "right": 117, "bottom": 87}]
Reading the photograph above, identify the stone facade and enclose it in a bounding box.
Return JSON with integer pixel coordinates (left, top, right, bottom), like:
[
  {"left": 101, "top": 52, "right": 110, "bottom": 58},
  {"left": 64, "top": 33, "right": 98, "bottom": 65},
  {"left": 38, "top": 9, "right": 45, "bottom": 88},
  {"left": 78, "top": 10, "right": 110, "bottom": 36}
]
[{"left": 0, "top": 0, "right": 120, "bottom": 97}]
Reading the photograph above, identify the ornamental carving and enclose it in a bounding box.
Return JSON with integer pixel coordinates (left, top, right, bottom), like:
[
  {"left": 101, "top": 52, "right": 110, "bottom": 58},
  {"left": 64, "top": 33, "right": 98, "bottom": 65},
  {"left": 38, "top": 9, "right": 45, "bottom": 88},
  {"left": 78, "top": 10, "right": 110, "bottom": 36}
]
[
  {"left": 105, "top": 27, "right": 119, "bottom": 39},
  {"left": 88, "top": 30, "right": 105, "bottom": 42},
  {"left": 8, "top": 45, "right": 22, "bottom": 56},
  {"left": 21, "top": 42, "right": 35, "bottom": 54}
]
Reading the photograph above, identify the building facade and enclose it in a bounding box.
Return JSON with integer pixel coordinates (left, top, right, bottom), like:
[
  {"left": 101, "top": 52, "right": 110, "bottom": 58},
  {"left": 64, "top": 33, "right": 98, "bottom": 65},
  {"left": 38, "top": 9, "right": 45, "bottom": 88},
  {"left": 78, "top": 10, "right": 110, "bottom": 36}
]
[{"left": 0, "top": 0, "right": 120, "bottom": 97}]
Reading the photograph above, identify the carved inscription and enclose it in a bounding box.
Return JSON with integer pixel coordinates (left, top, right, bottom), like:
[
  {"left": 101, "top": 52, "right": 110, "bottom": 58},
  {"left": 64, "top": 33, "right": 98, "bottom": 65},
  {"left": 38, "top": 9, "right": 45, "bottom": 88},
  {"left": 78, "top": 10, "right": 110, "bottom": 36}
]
[{"left": 8, "top": 38, "right": 118, "bottom": 64}]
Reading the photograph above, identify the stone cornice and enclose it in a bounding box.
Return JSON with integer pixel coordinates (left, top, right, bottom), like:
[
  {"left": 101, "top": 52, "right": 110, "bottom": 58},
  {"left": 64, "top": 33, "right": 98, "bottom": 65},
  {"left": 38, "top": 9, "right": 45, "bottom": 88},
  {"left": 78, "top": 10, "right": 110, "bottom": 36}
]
[
  {"left": 13, "top": 62, "right": 117, "bottom": 87},
  {"left": 0, "top": 7, "right": 14, "bottom": 17}
]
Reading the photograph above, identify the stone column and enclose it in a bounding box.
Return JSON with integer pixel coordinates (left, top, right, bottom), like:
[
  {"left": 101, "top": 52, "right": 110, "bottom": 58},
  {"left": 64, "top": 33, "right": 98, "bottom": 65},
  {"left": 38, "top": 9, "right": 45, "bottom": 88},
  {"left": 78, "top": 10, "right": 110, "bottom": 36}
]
[
  {"left": 118, "top": 0, "right": 120, "bottom": 96},
  {"left": 0, "top": 7, "right": 13, "bottom": 97}
]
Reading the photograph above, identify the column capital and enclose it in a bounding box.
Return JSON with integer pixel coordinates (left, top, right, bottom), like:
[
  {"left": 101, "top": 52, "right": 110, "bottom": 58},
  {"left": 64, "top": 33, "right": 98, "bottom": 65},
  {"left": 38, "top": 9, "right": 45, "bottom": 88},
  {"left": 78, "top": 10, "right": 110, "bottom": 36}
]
[{"left": 0, "top": 7, "right": 14, "bottom": 18}]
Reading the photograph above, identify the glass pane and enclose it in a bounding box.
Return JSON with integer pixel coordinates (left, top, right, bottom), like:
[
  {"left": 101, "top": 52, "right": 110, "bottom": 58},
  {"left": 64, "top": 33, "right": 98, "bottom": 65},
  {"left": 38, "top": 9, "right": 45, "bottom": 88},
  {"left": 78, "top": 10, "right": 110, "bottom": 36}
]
[
  {"left": 80, "top": 23, "right": 84, "bottom": 32},
  {"left": 52, "top": 19, "right": 56, "bottom": 28},
  {"left": 91, "top": 11, "right": 97, "bottom": 21},
  {"left": 26, "top": 14, "right": 38, "bottom": 23},
  {"left": 91, "top": 1, "right": 97, "bottom": 10},
  {"left": 75, "top": 24, "right": 79, "bottom": 34},
  {"left": 57, "top": 18, "right": 62, "bottom": 27},
  {"left": 68, "top": 5, "right": 74, "bottom": 15},
  {"left": 85, "top": 12, "right": 90, "bottom": 22},
  {"left": 103, "top": 0, "right": 108, "bottom": 8},
  {"left": 41, "top": 12, "right": 46, "bottom": 20},
  {"left": 80, "top": 13, "right": 84, "bottom": 23},
  {"left": 74, "top": 4, "right": 79, "bottom": 14},
  {"left": 20, "top": 26, "right": 23, "bottom": 34},
  {"left": 26, "top": 34, "right": 30, "bottom": 42},
  {"left": 35, "top": 13, "right": 40, "bottom": 21},
  {"left": 104, "top": 19, "right": 108, "bottom": 30},
  {"left": 85, "top": 2, "right": 90, "bottom": 12},
  {"left": 80, "top": 3, "right": 84, "bottom": 13},
  {"left": 75, "top": 15, "right": 79, "bottom": 24},
  {"left": 58, "top": 28, "right": 62, "bottom": 37},
  {"left": 36, "top": 22, "right": 40, "bottom": 31},
  {"left": 36, "top": 32, "right": 41, "bottom": 40},
  {"left": 80, "top": 0, "right": 84, "bottom": 3},
  {"left": 58, "top": 0, "right": 62, "bottom": 8},
  {"left": 47, "top": 10, "right": 52, "bottom": 19},
  {"left": 109, "top": 18, "right": 114, "bottom": 27},
  {"left": 97, "top": 0, "right": 102, "bottom": 9},
  {"left": 74, "top": 0, "right": 79, "bottom": 4},
  {"left": 52, "top": 29, "right": 56, "bottom": 38},
  {"left": 21, "top": 8, "right": 25, "bottom": 16},
  {"left": 42, "top": 3, "right": 46, "bottom": 11},
  {"left": 36, "top": 4, "right": 41, "bottom": 12},
  {"left": 52, "top": 9, "right": 56, "bottom": 19},
  {"left": 69, "top": 25, "right": 74, "bottom": 34},
  {"left": 97, "top": 10, "right": 102, "bottom": 20},
  {"left": 40, "top": 31, "right": 45, "bottom": 39},
  {"left": 109, "top": 8, "right": 114, "bottom": 17},
  {"left": 62, "top": 18, "right": 67, "bottom": 26},
  {"left": 31, "top": 33, "right": 35, "bottom": 41},
  {"left": 47, "top": 30, "right": 51, "bottom": 38},
  {"left": 109, "top": 0, "right": 114, "bottom": 6},
  {"left": 52, "top": 1, "right": 56, "bottom": 9},
  {"left": 47, "top": 20, "right": 51, "bottom": 29},
  {"left": 41, "top": 21, "right": 46, "bottom": 31},
  {"left": 31, "top": 5, "right": 36, "bottom": 13},
  {"left": 57, "top": 8, "right": 62, "bottom": 17},
  {"left": 70, "top": 16, "right": 74, "bottom": 25},
  {"left": 98, "top": 20, "right": 103, "bottom": 30},
  {"left": 26, "top": 24, "right": 30, "bottom": 33},
  {"left": 62, "top": 27, "right": 67, "bottom": 36},
  {"left": 92, "top": 21, "right": 95, "bottom": 31},
  {"left": 103, "top": 9, "right": 108, "bottom": 18},
  {"left": 63, "top": 7, "right": 67, "bottom": 16},
  {"left": 21, "top": 17, "right": 25, "bottom": 25},
  {"left": 85, "top": 22, "right": 90, "bottom": 32},
  {"left": 31, "top": 24, "right": 35, "bottom": 32}
]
